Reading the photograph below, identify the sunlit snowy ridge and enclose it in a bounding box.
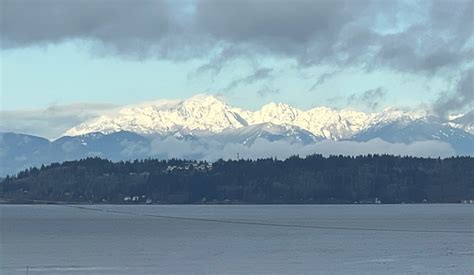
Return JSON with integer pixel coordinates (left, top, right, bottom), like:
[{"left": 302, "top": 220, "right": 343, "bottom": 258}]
[{"left": 65, "top": 94, "right": 472, "bottom": 140}]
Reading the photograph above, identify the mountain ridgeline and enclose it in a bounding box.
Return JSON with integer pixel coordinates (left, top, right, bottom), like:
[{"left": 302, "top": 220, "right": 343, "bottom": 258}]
[
  {"left": 2, "top": 155, "right": 473, "bottom": 204},
  {"left": 1, "top": 96, "right": 474, "bottom": 176},
  {"left": 64, "top": 95, "right": 474, "bottom": 139}
]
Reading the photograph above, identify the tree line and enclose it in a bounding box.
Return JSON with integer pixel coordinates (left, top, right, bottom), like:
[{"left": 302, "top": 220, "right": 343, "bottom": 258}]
[{"left": 1, "top": 155, "right": 473, "bottom": 204}]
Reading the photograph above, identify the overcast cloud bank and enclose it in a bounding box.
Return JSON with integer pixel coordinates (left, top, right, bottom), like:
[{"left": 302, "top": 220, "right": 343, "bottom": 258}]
[{"left": 2, "top": 0, "right": 473, "bottom": 115}]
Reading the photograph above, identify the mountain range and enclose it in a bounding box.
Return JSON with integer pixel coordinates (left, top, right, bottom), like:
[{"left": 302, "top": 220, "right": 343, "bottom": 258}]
[
  {"left": 1, "top": 95, "right": 473, "bottom": 176},
  {"left": 64, "top": 95, "right": 429, "bottom": 139}
]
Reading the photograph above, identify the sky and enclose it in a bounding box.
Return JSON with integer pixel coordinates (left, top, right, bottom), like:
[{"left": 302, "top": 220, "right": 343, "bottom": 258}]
[{"left": 0, "top": 0, "right": 473, "bottom": 138}]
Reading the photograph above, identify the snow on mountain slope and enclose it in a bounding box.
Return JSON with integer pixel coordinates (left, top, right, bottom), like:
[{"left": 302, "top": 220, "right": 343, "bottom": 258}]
[
  {"left": 448, "top": 111, "right": 474, "bottom": 134},
  {"left": 248, "top": 104, "right": 371, "bottom": 140},
  {"left": 64, "top": 94, "right": 466, "bottom": 140},
  {"left": 352, "top": 118, "right": 474, "bottom": 155},
  {"left": 216, "top": 122, "right": 322, "bottom": 145},
  {"left": 65, "top": 95, "right": 249, "bottom": 136}
]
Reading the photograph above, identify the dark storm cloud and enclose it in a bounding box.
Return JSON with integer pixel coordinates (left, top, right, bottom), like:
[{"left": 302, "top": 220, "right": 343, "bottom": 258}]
[
  {"left": 195, "top": 46, "right": 248, "bottom": 76},
  {"left": 0, "top": 0, "right": 174, "bottom": 57},
  {"left": 371, "top": 29, "right": 469, "bottom": 74},
  {"left": 223, "top": 68, "right": 273, "bottom": 92},
  {"left": 347, "top": 87, "right": 387, "bottom": 111},
  {"left": 194, "top": 0, "right": 366, "bottom": 57},
  {"left": 433, "top": 68, "right": 474, "bottom": 118},
  {"left": 309, "top": 70, "right": 342, "bottom": 90},
  {"left": 194, "top": 0, "right": 473, "bottom": 74},
  {"left": 2, "top": 0, "right": 472, "bottom": 73}
]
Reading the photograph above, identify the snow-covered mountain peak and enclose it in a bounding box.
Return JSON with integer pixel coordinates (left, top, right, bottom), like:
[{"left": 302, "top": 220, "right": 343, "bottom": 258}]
[
  {"left": 260, "top": 102, "right": 295, "bottom": 111},
  {"left": 119, "top": 94, "right": 227, "bottom": 113},
  {"left": 370, "top": 108, "right": 429, "bottom": 126},
  {"left": 218, "top": 122, "right": 321, "bottom": 145},
  {"left": 184, "top": 94, "right": 226, "bottom": 105},
  {"left": 448, "top": 110, "right": 474, "bottom": 134},
  {"left": 64, "top": 95, "right": 248, "bottom": 136},
  {"left": 63, "top": 94, "right": 468, "bottom": 141},
  {"left": 254, "top": 102, "right": 301, "bottom": 123}
]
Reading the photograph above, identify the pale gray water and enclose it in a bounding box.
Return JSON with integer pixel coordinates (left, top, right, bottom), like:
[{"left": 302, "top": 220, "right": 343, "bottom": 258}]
[{"left": 1, "top": 204, "right": 473, "bottom": 274}]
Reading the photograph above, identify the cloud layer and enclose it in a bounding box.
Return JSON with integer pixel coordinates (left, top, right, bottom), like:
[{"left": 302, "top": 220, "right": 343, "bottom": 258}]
[
  {"left": 149, "top": 137, "right": 456, "bottom": 161},
  {"left": 0, "top": 103, "right": 118, "bottom": 139},
  {"left": 433, "top": 68, "right": 474, "bottom": 118},
  {"left": 347, "top": 87, "right": 386, "bottom": 111}
]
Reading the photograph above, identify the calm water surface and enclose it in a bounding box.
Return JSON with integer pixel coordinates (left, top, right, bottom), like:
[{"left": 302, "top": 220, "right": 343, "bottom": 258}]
[{"left": 1, "top": 204, "right": 473, "bottom": 274}]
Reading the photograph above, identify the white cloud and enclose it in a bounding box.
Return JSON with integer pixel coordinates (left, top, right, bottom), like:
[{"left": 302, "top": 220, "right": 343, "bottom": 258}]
[{"left": 0, "top": 103, "right": 118, "bottom": 139}]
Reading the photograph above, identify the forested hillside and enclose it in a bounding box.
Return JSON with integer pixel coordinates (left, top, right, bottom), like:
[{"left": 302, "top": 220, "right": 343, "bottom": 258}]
[{"left": 1, "top": 155, "right": 473, "bottom": 204}]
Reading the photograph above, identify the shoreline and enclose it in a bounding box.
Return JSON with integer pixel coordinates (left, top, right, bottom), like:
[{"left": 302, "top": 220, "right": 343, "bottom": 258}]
[{"left": 1, "top": 200, "right": 473, "bottom": 206}]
